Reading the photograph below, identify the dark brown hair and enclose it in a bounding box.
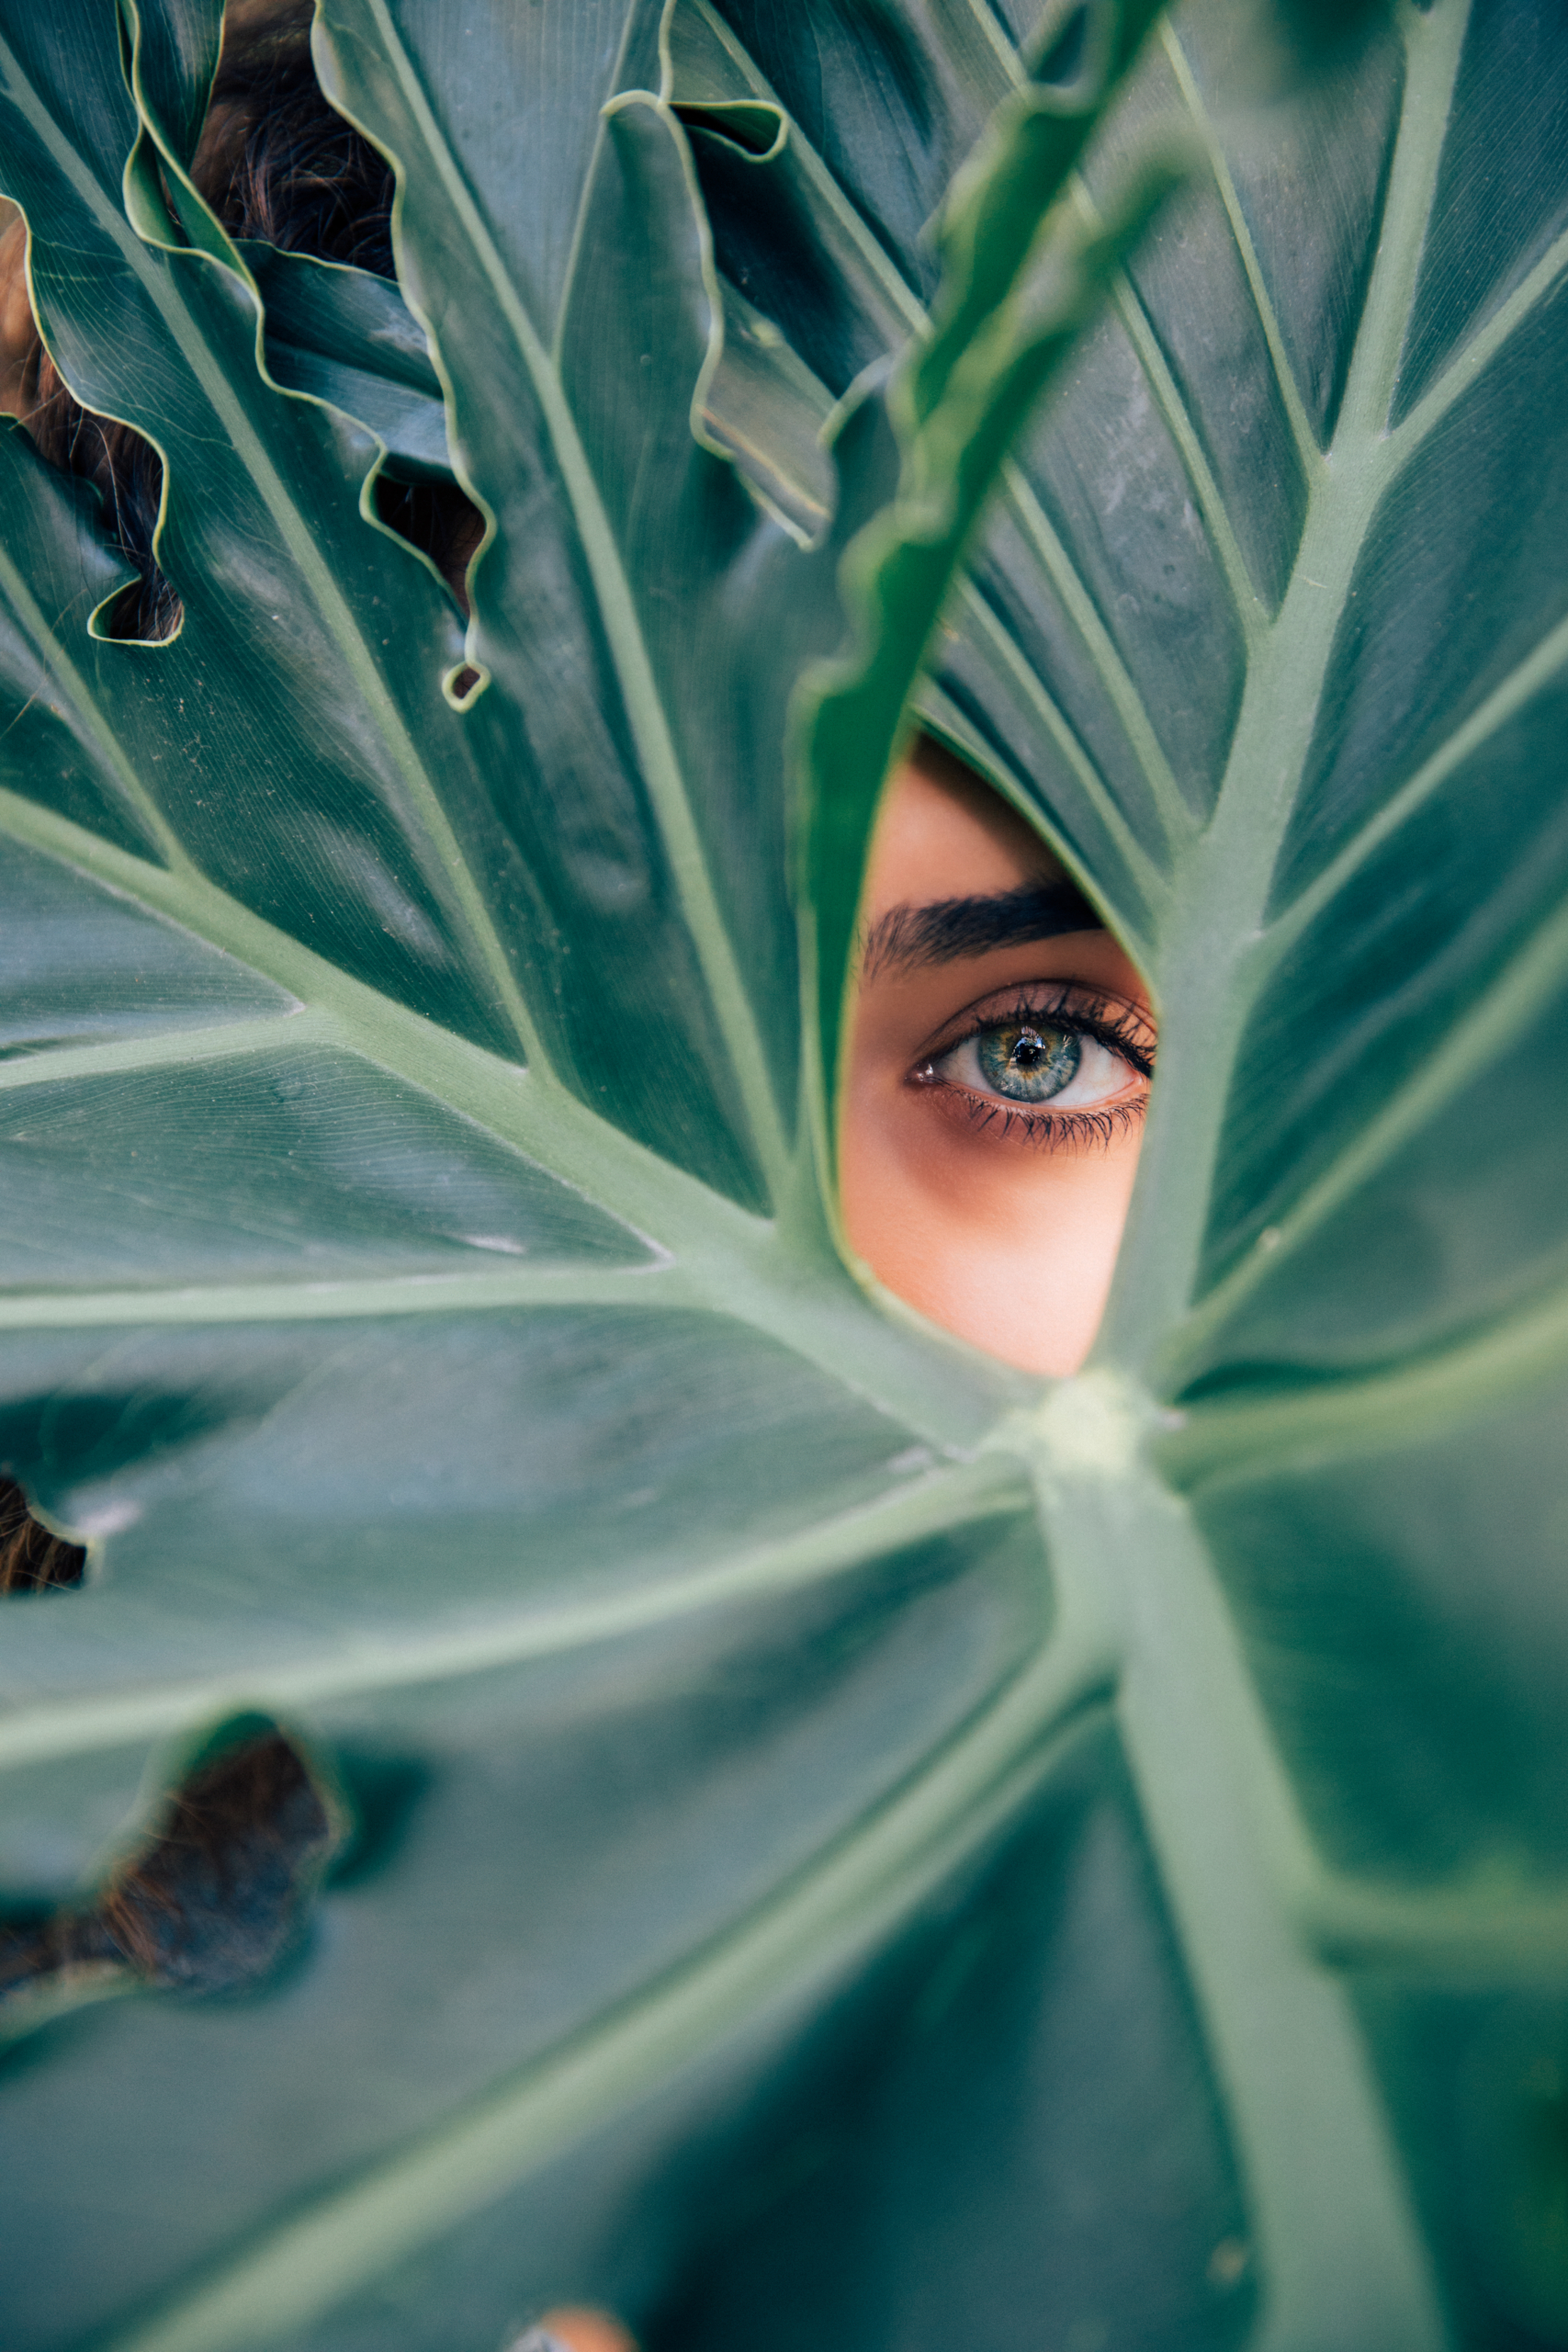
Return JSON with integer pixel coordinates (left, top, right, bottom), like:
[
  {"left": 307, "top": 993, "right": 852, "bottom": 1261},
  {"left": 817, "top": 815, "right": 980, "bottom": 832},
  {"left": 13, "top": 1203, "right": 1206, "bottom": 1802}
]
[
  {"left": 0, "top": 1475, "right": 85, "bottom": 1593},
  {"left": 0, "top": 1726, "right": 336, "bottom": 1996}
]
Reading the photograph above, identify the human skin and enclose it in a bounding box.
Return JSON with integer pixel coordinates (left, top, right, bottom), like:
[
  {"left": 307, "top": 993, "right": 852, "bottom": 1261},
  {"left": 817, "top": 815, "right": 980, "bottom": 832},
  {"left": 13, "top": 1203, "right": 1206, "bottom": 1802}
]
[
  {"left": 839, "top": 735, "right": 1155, "bottom": 1374},
  {"left": 528, "top": 2311, "right": 637, "bottom": 2352}
]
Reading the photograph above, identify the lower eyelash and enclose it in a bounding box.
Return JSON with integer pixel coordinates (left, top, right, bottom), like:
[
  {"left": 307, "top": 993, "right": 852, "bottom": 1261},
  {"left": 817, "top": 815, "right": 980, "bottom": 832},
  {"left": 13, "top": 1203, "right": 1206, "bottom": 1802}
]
[{"left": 948, "top": 1091, "right": 1150, "bottom": 1151}]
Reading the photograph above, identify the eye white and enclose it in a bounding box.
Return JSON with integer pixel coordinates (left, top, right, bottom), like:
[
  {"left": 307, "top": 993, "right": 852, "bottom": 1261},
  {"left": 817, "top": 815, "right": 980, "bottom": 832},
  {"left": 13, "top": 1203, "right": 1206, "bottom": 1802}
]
[
  {"left": 940, "top": 1027, "right": 1133, "bottom": 1108},
  {"left": 1037, "top": 1034, "right": 1131, "bottom": 1107}
]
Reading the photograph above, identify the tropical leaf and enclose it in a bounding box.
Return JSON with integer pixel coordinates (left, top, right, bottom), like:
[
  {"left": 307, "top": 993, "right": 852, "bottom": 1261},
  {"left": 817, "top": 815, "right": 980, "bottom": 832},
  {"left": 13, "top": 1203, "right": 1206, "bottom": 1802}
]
[{"left": 0, "top": 1, "right": 1564, "bottom": 2348}]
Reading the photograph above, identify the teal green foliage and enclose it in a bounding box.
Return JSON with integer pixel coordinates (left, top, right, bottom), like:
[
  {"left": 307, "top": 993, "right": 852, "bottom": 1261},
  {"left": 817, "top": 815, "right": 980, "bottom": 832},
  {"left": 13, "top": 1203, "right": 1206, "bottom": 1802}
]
[{"left": 0, "top": 1, "right": 1564, "bottom": 2347}]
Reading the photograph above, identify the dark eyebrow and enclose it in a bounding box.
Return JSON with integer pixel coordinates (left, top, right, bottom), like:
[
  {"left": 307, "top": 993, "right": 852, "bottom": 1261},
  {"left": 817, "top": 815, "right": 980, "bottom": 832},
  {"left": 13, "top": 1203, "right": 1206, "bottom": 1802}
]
[{"left": 860, "top": 879, "right": 1102, "bottom": 979}]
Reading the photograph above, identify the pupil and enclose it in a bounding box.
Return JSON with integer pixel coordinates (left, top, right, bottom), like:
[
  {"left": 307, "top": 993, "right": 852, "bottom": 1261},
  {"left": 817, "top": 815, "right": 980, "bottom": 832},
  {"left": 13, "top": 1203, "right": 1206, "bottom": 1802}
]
[{"left": 977, "top": 1022, "right": 1079, "bottom": 1102}]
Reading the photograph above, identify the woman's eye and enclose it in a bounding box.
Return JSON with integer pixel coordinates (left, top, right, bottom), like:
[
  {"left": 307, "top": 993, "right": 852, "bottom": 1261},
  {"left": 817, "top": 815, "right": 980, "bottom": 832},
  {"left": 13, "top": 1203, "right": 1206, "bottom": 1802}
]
[{"left": 930, "top": 1018, "right": 1135, "bottom": 1112}]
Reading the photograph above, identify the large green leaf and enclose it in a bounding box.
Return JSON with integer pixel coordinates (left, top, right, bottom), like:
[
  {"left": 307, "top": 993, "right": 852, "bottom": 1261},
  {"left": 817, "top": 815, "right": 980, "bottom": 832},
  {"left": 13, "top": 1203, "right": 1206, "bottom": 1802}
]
[{"left": 1, "top": 0, "right": 1565, "bottom": 2346}]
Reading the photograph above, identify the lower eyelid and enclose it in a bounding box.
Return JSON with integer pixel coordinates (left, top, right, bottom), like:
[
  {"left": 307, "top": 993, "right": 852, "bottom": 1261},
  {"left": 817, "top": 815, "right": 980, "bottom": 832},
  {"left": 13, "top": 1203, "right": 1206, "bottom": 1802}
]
[{"left": 940, "top": 1090, "right": 1150, "bottom": 1153}]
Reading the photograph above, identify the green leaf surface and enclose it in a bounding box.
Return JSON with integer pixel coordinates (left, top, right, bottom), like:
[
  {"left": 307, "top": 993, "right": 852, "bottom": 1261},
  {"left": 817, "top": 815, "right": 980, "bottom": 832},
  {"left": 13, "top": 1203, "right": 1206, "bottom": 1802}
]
[
  {"left": 242, "top": 243, "right": 456, "bottom": 482},
  {"left": 1, "top": 1, "right": 1565, "bottom": 2347}
]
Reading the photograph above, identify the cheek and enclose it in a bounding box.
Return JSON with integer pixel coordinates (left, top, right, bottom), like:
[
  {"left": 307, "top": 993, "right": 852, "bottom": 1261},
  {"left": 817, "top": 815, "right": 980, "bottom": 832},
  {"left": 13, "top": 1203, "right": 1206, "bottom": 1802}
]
[{"left": 838, "top": 1082, "right": 1143, "bottom": 1376}]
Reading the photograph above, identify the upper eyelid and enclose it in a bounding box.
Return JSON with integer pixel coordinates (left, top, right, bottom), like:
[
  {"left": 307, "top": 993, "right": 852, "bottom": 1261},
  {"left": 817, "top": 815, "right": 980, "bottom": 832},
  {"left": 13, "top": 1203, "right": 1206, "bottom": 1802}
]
[{"left": 917, "top": 981, "right": 1154, "bottom": 1069}]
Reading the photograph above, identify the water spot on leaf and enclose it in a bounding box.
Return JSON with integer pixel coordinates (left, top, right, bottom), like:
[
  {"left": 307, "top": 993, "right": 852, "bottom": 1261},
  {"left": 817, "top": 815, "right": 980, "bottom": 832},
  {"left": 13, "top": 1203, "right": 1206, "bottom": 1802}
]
[{"left": 1207, "top": 2236, "right": 1250, "bottom": 2288}]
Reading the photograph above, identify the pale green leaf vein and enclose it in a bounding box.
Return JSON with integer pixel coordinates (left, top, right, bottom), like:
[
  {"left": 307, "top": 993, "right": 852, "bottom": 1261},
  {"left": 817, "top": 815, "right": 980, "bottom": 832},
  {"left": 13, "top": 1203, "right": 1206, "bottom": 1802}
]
[
  {"left": 998, "top": 461, "right": 1193, "bottom": 841},
  {"left": 1159, "top": 21, "right": 1321, "bottom": 477},
  {"left": 0, "top": 1012, "right": 312, "bottom": 1094},
  {"left": 0, "top": 520, "right": 190, "bottom": 875},
  {"left": 1333, "top": 0, "right": 1471, "bottom": 446},
  {"left": 1162, "top": 1277, "right": 1568, "bottom": 1489},
  {"left": 96, "top": 1634, "right": 1108, "bottom": 2352},
  {"left": 0, "top": 797, "right": 1016, "bottom": 1446},
  {"left": 1170, "top": 884, "right": 1568, "bottom": 1368},
  {"left": 0, "top": 27, "right": 547, "bottom": 1072},
  {"left": 1270, "top": 604, "right": 1568, "bottom": 955},
  {"left": 547, "top": 1, "right": 647, "bottom": 367},
  {"left": 1302, "top": 1872, "right": 1568, "bottom": 1973},
  {"left": 955, "top": 0, "right": 1028, "bottom": 88},
  {"left": 0, "top": 1264, "right": 671, "bottom": 1332},
  {"left": 1390, "top": 218, "right": 1568, "bottom": 460},
  {"left": 1025, "top": 1446, "right": 1447, "bottom": 2347},
  {"left": 952, "top": 574, "right": 1168, "bottom": 931},
  {"left": 0, "top": 1457, "right": 1028, "bottom": 1772},
  {"left": 0, "top": 785, "right": 737, "bottom": 1255},
  {"left": 358, "top": 0, "right": 792, "bottom": 1198},
  {"left": 1100, "top": 239, "right": 1268, "bottom": 647},
  {"left": 684, "top": 0, "right": 1189, "bottom": 844}
]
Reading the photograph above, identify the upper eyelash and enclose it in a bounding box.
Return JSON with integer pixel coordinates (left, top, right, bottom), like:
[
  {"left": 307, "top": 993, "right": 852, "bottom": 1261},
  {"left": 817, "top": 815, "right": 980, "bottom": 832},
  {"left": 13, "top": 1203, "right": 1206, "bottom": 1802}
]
[{"left": 914, "top": 983, "right": 1156, "bottom": 1082}]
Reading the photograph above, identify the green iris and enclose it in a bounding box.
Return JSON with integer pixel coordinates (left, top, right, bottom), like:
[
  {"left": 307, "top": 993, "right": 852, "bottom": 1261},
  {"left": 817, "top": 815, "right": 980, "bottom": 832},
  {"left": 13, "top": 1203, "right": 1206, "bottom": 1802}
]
[{"left": 976, "top": 1021, "right": 1080, "bottom": 1102}]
